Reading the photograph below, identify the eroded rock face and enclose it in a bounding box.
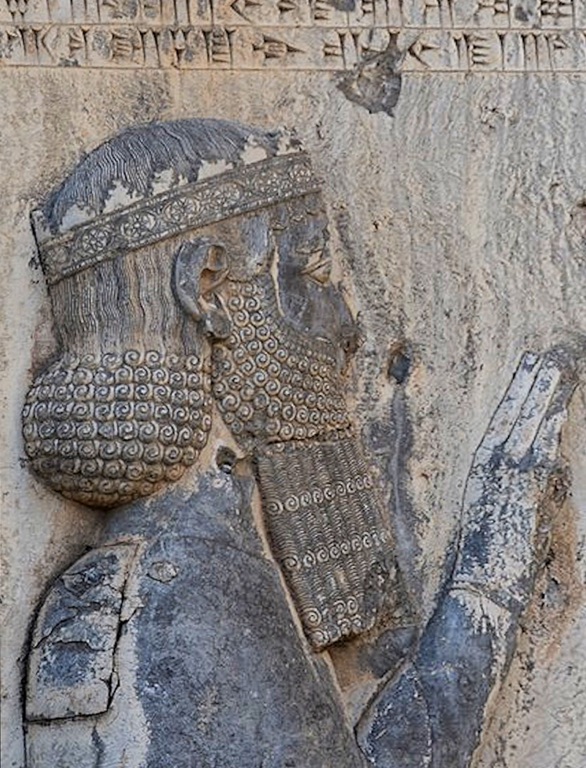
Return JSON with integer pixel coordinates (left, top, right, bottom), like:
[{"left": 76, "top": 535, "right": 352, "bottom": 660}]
[{"left": 1, "top": 7, "right": 586, "bottom": 767}]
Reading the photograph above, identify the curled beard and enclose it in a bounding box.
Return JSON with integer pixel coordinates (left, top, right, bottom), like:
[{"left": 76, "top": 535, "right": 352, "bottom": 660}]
[
  {"left": 211, "top": 277, "right": 413, "bottom": 650},
  {"left": 211, "top": 276, "right": 353, "bottom": 448}
]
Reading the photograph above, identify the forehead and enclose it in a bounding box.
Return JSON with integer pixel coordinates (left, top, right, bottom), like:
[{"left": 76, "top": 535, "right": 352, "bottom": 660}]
[
  {"left": 187, "top": 192, "right": 329, "bottom": 277},
  {"left": 194, "top": 192, "right": 327, "bottom": 242}
]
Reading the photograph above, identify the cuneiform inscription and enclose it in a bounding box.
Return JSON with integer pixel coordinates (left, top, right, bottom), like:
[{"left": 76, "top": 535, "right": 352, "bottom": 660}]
[
  {"left": 0, "top": 23, "right": 585, "bottom": 69},
  {"left": 1, "top": 0, "right": 584, "bottom": 28}
]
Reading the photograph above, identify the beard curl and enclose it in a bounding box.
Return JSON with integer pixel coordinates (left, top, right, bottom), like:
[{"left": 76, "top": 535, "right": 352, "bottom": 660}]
[{"left": 211, "top": 276, "right": 352, "bottom": 451}]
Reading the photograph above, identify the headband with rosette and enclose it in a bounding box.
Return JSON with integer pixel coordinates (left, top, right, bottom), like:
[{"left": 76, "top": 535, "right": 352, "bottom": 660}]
[{"left": 31, "top": 118, "right": 322, "bottom": 286}]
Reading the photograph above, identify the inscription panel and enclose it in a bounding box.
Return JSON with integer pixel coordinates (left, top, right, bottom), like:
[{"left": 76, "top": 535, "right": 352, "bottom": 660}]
[{"left": 1, "top": 3, "right": 585, "bottom": 75}]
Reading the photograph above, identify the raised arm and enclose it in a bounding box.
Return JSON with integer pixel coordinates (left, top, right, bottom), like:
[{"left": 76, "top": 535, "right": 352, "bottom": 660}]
[{"left": 357, "top": 349, "right": 579, "bottom": 768}]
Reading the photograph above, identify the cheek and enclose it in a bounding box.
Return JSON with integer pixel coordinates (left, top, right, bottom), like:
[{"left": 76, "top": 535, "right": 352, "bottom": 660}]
[
  {"left": 243, "top": 216, "right": 272, "bottom": 274},
  {"left": 279, "top": 284, "right": 310, "bottom": 326},
  {"left": 227, "top": 250, "right": 271, "bottom": 281},
  {"left": 315, "top": 286, "right": 359, "bottom": 353},
  {"left": 278, "top": 280, "right": 350, "bottom": 346}
]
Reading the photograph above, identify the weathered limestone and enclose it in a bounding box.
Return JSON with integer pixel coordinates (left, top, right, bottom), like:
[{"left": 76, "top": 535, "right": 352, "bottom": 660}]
[{"left": 1, "top": 2, "right": 585, "bottom": 767}]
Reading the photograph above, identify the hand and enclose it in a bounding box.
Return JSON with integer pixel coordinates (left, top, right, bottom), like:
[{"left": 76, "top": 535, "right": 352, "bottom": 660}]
[{"left": 452, "top": 348, "right": 579, "bottom": 613}]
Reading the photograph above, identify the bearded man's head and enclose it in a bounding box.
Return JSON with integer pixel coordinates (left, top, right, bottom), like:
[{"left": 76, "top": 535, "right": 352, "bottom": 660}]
[
  {"left": 23, "top": 117, "right": 411, "bottom": 649},
  {"left": 23, "top": 118, "right": 329, "bottom": 507}
]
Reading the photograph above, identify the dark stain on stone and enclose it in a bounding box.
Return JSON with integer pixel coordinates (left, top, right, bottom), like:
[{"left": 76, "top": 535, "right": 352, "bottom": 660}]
[
  {"left": 91, "top": 726, "right": 106, "bottom": 768},
  {"left": 514, "top": 5, "right": 529, "bottom": 21},
  {"left": 388, "top": 342, "right": 411, "bottom": 384},
  {"left": 338, "top": 35, "right": 402, "bottom": 117}
]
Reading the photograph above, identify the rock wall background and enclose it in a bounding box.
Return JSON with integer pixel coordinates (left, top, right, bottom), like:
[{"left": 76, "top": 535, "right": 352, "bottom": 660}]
[{"left": 1, "top": 2, "right": 585, "bottom": 764}]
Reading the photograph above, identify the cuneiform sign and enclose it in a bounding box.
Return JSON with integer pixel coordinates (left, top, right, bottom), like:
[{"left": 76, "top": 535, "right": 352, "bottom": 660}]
[
  {"left": 2, "top": 0, "right": 585, "bottom": 28},
  {"left": 0, "top": 0, "right": 585, "bottom": 70}
]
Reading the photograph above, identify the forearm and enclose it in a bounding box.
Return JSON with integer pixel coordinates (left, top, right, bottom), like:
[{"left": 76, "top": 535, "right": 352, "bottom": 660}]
[
  {"left": 357, "top": 349, "right": 577, "bottom": 767},
  {"left": 357, "top": 585, "right": 518, "bottom": 768}
]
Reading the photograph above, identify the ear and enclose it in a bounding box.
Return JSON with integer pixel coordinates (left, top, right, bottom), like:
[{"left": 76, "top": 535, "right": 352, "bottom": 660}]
[{"left": 173, "top": 239, "right": 231, "bottom": 339}]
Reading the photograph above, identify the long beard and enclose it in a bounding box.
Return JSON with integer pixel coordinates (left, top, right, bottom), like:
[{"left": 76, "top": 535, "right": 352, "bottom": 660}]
[
  {"left": 212, "top": 278, "right": 413, "bottom": 650},
  {"left": 256, "top": 436, "right": 413, "bottom": 650}
]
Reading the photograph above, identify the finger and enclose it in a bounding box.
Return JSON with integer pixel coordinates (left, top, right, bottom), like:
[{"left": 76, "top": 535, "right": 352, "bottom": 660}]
[
  {"left": 530, "top": 375, "right": 578, "bottom": 466},
  {"left": 504, "top": 356, "right": 565, "bottom": 462},
  {"left": 478, "top": 352, "right": 541, "bottom": 456}
]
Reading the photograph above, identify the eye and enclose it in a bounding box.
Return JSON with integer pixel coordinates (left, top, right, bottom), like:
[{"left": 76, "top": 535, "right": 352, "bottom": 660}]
[{"left": 300, "top": 250, "right": 332, "bottom": 285}]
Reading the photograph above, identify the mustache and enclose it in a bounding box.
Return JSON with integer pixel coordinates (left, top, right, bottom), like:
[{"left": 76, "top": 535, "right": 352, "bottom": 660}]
[{"left": 279, "top": 290, "right": 362, "bottom": 360}]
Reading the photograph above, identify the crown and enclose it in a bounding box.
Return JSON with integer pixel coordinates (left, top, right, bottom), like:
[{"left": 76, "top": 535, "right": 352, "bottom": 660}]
[{"left": 31, "top": 121, "right": 322, "bottom": 286}]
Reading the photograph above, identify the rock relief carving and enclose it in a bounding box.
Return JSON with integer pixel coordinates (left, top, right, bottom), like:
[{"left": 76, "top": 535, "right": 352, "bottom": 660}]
[
  {"left": 22, "top": 117, "right": 581, "bottom": 767},
  {"left": 1, "top": 0, "right": 585, "bottom": 73}
]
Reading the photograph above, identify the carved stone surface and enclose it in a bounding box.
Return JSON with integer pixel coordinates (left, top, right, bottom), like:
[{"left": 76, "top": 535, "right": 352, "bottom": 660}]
[
  {"left": 26, "top": 475, "right": 366, "bottom": 768},
  {"left": 27, "top": 542, "right": 137, "bottom": 720},
  {"left": 22, "top": 350, "right": 211, "bottom": 506},
  {"left": 1, "top": 0, "right": 585, "bottom": 74},
  {"left": 9, "top": 116, "right": 583, "bottom": 768},
  {"left": 1, "top": 15, "right": 586, "bottom": 768},
  {"left": 22, "top": 117, "right": 414, "bottom": 673},
  {"left": 357, "top": 350, "right": 580, "bottom": 768}
]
